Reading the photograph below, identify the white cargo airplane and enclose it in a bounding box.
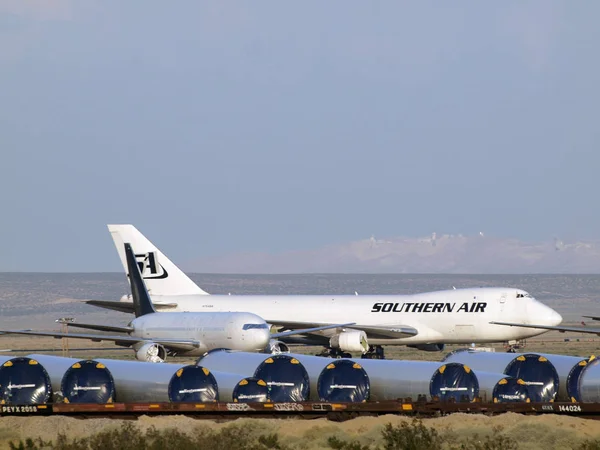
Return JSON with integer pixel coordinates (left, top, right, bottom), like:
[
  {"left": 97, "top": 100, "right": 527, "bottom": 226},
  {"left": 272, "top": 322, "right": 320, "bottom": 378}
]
[
  {"left": 88, "top": 225, "right": 564, "bottom": 359},
  {"left": 0, "top": 243, "right": 349, "bottom": 362}
]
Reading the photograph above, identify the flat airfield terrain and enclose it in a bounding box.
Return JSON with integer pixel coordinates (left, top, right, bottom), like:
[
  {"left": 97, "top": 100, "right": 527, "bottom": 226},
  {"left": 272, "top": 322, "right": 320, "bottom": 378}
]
[{"left": 1, "top": 273, "right": 600, "bottom": 449}]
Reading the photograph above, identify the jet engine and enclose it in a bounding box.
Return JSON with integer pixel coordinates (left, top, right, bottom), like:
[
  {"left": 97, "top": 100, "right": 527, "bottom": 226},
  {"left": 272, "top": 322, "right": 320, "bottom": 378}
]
[
  {"left": 264, "top": 340, "right": 290, "bottom": 354},
  {"left": 135, "top": 343, "right": 167, "bottom": 363},
  {"left": 407, "top": 343, "right": 446, "bottom": 352},
  {"left": 329, "top": 330, "right": 369, "bottom": 353}
]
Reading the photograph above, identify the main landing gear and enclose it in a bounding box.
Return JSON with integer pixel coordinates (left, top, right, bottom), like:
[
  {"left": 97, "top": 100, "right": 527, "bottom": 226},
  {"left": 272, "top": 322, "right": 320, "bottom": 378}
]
[
  {"left": 315, "top": 345, "right": 386, "bottom": 359},
  {"left": 315, "top": 348, "right": 353, "bottom": 359},
  {"left": 361, "top": 345, "right": 385, "bottom": 360}
]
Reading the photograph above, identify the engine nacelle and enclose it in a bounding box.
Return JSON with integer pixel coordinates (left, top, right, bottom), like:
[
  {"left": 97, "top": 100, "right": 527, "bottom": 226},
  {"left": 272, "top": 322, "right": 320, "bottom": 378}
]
[
  {"left": 264, "top": 340, "right": 290, "bottom": 354},
  {"left": 135, "top": 342, "right": 167, "bottom": 363},
  {"left": 329, "top": 330, "right": 369, "bottom": 353},
  {"left": 407, "top": 343, "right": 446, "bottom": 352}
]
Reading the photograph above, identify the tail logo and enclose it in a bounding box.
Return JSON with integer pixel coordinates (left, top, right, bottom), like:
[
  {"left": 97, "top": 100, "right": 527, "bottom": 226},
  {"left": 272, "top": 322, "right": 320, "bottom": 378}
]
[{"left": 134, "top": 252, "right": 169, "bottom": 279}]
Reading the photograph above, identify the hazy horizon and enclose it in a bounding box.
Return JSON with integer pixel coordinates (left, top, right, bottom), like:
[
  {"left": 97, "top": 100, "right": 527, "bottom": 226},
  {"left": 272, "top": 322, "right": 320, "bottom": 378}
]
[{"left": 3, "top": 232, "right": 600, "bottom": 274}]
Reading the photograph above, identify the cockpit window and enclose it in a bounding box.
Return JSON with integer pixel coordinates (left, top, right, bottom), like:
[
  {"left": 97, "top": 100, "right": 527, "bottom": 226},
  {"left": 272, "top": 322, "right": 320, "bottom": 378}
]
[
  {"left": 516, "top": 292, "right": 532, "bottom": 298},
  {"left": 242, "top": 323, "right": 269, "bottom": 330}
]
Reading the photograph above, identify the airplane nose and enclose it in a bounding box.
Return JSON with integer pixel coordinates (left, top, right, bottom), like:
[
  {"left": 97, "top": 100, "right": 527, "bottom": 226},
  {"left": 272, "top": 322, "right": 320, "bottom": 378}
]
[
  {"left": 549, "top": 308, "right": 563, "bottom": 326},
  {"left": 537, "top": 302, "right": 562, "bottom": 326},
  {"left": 257, "top": 329, "right": 270, "bottom": 350},
  {"left": 529, "top": 299, "right": 562, "bottom": 327}
]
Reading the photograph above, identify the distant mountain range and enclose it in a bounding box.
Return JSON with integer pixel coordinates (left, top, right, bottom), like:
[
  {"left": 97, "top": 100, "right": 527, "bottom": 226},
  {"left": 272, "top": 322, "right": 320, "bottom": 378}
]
[{"left": 185, "top": 234, "right": 600, "bottom": 274}]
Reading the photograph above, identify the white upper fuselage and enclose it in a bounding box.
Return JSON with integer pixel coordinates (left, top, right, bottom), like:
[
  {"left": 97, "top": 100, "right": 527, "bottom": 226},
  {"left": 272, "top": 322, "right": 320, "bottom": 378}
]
[
  {"left": 129, "top": 311, "right": 271, "bottom": 356},
  {"left": 125, "top": 287, "right": 562, "bottom": 345}
]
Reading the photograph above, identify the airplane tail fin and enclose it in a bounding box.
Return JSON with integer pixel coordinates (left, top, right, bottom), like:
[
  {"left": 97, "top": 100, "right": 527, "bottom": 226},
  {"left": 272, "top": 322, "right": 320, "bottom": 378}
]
[
  {"left": 108, "top": 224, "right": 209, "bottom": 296},
  {"left": 124, "top": 242, "right": 156, "bottom": 317}
]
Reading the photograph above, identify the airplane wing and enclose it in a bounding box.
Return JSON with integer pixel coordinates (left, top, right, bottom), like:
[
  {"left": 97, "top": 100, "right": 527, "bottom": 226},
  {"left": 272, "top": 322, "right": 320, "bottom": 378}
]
[
  {"left": 85, "top": 300, "right": 177, "bottom": 313},
  {"left": 352, "top": 325, "right": 419, "bottom": 339},
  {"left": 270, "top": 323, "right": 356, "bottom": 339},
  {"left": 583, "top": 316, "right": 600, "bottom": 321},
  {"left": 0, "top": 329, "right": 200, "bottom": 351},
  {"left": 490, "top": 321, "right": 600, "bottom": 336},
  {"left": 67, "top": 323, "right": 134, "bottom": 333},
  {"left": 268, "top": 321, "right": 418, "bottom": 339}
]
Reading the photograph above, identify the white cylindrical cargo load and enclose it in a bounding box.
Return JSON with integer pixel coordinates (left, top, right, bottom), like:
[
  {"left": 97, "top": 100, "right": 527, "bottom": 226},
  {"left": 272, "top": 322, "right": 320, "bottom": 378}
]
[
  {"left": 567, "top": 357, "right": 595, "bottom": 402},
  {"left": 254, "top": 355, "right": 311, "bottom": 402},
  {"left": 470, "top": 371, "right": 507, "bottom": 402},
  {"left": 196, "top": 350, "right": 269, "bottom": 377},
  {"left": 168, "top": 366, "right": 245, "bottom": 403},
  {"left": 232, "top": 377, "right": 270, "bottom": 403},
  {"left": 29, "top": 354, "right": 245, "bottom": 403},
  {"left": 490, "top": 377, "right": 531, "bottom": 403},
  {"left": 168, "top": 365, "right": 219, "bottom": 402},
  {"left": 199, "top": 351, "right": 372, "bottom": 401},
  {"left": 197, "top": 351, "right": 528, "bottom": 403},
  {"left": 28, "top": 354, "right": 186, "bottom": 403},
  {"left": 281, "top": 353, "right": 336, "bottom": 400},
  {"left": 341, "top": 357, "right": 444, "bottom": 401},
  {"left": 429, "top": 362, "right": 480, "bottom": 402},
  {"left": 291, "top": 354, "right": 479, "bottom": 402},
  {"left": 322, "top": 356, "right": 521, "bottom": 403},
  {"left": 95, "top": 358, "right": 185, "bottom": 402},
  {"left": 211, "top": 371, "right": 248, "bottom": 403},
  {"left": 0, "top": 357, "right": 53, "bottom": 405},
  {"left": 575, "top": 358, "right": 600, "bottom": 403},
  {"left": 61, "top": 360, "right": 116, "bottom": 404},
  {"left": 532, "top": 353, "right": 594, "bottom": 402},
  {"left": 280, "top": 354, "right": 437, "bottom": 401},
  {"left": 239, "top": 352, "right": 444, "bottom": 402},
  {"left": 197, "top": 350, "right": 313, "bottom": 402},
  {"left": 443, "top": 350, "right": 560, "bottom": 402},
  {"left": 25, "top": 354, "right": 77, "bottom": 397},
  {"left": 443, "top": 349, "right": 521, "bottom": 373},
  {"left": 317, "top": 359, "right": 370, "bottom": 403},
  {"left": 471, "top": 371, "right": 529, "bottom": 403}
]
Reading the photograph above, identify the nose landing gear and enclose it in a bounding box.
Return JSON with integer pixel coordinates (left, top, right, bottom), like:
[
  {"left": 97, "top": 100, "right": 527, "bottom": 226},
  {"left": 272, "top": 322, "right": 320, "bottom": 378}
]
[{"left": 504, "top": 339, "right": 526, "bottom": 353}]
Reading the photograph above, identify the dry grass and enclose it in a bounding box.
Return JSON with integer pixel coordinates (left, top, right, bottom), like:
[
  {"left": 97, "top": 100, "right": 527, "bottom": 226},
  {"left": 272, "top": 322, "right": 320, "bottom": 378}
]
[{"left": 3, "top": 414, "right": 600, "bottom": 450}]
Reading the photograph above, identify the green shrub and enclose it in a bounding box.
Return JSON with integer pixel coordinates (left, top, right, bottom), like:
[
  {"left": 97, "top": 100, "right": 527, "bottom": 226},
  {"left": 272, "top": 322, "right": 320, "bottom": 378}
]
[
  {"left": 380, "top": 420, "right": 443, "bottom": 450},
  {"left": 327, "top": 435, "right": 371, "bottom": 450},
  {"left": 578, "top": 440, "right": 600, "bottom": 450},
  {"left": 326, "top": 419, "right": 443, "bottom": 450},
  {"left": 452, "top": 427, "right": 518, "bottom": 450},
  {"left": 9, "top": 422, "right": 290, "bottom": 450}
]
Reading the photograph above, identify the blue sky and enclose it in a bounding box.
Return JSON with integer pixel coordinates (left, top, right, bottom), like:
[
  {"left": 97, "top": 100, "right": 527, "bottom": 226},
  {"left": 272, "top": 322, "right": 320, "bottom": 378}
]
[{"left": 1, "top": 1, "right": 599, "bottom": 271}]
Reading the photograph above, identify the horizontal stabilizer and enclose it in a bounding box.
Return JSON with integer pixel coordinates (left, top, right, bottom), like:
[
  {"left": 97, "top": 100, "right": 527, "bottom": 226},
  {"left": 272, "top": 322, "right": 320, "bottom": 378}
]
[
  {"left": 85, "top": 300, "right": 178, "bottom": 314},
  {"left": 490, "top": 321, "right": 600, "bottom": 336}
]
